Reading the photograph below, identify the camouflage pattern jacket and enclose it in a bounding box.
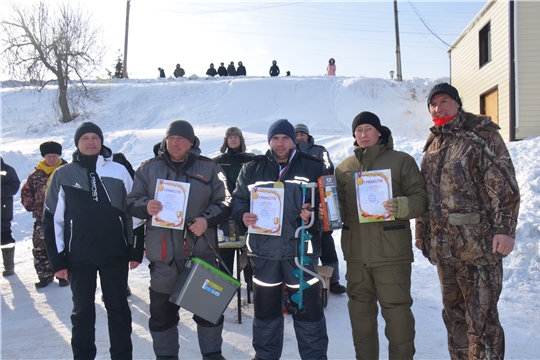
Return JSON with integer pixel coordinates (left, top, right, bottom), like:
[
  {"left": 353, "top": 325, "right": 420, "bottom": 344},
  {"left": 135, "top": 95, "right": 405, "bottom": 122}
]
[
  {"left": 415, "top": 111, "right": 520, "bottom": 266},
  {"left": 21, "top": 159, "right": 67, "bottom": 221}
]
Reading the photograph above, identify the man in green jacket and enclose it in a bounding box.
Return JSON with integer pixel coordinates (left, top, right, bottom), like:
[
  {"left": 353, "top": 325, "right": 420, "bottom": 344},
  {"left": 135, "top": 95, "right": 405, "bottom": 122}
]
[{"left": 335, "top": 111, "right": 427, "bottom": 360}]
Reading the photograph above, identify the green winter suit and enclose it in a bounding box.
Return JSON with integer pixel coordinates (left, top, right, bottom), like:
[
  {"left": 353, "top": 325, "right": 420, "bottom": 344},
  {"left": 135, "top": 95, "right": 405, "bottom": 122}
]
[{"left": 336, "top": 126, "right": 427, "bottom": 360}]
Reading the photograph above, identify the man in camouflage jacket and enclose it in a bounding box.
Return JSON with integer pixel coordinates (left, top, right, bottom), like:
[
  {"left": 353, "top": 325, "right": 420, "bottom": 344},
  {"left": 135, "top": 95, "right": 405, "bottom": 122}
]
[
  {"left": 21, "top": 141, "right": 67, "bottom": 288},
  {"left": 415, "top": 83, "right": 520, "bottom": 360}
]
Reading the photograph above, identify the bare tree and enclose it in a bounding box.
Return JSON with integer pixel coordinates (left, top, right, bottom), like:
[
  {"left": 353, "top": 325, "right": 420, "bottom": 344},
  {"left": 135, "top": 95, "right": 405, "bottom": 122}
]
[{"left": 1, "top": 2, "right": 106, "bottom": 123}]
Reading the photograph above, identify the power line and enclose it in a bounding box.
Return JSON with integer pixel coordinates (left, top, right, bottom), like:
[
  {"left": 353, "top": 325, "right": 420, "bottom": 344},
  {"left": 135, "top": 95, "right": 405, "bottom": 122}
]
[{"left": 406, "top": 0, "right": 453, "bottom": 49}]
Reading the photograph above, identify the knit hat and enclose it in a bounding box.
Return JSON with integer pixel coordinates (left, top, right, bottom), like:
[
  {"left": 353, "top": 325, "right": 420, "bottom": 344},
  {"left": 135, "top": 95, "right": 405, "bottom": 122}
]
[
  {"left": 40, "top": 141, "right": 62, "bottom": 157},
  {"left": 220, "top": 127, "right": 246, "bottom": 153},
  {"left": 74, "top": 122, "right": 104, "bottom": 148},
  {"left": 165, "top": 120, "right": 195, "bottom": 143},
  {"left": 351, "top": 112, "right": 382, "bottom": 136},
  {"left": 294, "top": 123, "right": 310, "bottom": 136},
  {"left": 267, "top": 119, "right": 295, "bottom": 143},
  {"left": 427, "top": 82, "right": 462, "bottom": 108}
]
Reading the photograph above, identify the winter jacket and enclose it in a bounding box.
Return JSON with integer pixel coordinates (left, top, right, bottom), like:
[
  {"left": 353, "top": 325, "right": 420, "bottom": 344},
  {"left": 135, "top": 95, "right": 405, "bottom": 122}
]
[
  {"left": 213, "top": 149, "right": 255, "bottom": 194},
  {"left": 296, "top": 135, "right": 334, "bottom": 175},
  {"left": 43, "top": 146, "right": 142, "bottom": 273},
  {"left": 415, "top": 111, "right": 520, "bottom": 266},
  {"left": 127, "top": 138, "right": 230, "bottom": 294},
  {"left": 231, "top": 149, "right": 326, "bottom": 260},
  {"left": 218, "top": 66, "right": 228, "bottom": 77},
  {"left": 1, "top": 158, "right": 20, "bottom": 234},
  {"left": 21, "top": 158, "right": 67, "bottom": 221},
  {"left": 335, "top": 126, "right": 427, "bottom": 267},
  {"left": 326, "top": 64, "right": 336, "bottom": 76},
  {"left": 227, "top": 65, "right": 237, "bottom": 76},
  {"left": 173, "top": 67, "right": 185, "bottom": 78},
  {"left": 269, "top": 65, "right": 280, "bottom": 77},
  {"left": 237, "top": 65, "right": 246, "bottom": 76},
  {"left": 206, "top": 67, "right": 217, "bottom": 77}
]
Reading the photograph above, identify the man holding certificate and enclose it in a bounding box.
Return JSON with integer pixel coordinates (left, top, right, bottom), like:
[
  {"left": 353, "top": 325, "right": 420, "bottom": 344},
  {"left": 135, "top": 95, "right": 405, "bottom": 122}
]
[
  {"left": 127, "top": 120, "right": 231, "bottom": 360},
  {"left": 335, "top": 112, "right": 427, "bottom": 360},
  {"left": 232, "top": 119, "right": 329, "bottom": 360}
]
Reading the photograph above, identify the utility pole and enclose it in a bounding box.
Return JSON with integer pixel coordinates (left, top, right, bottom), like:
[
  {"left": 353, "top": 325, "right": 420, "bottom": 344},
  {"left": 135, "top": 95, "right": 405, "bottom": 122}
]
[
  {"left": 393, "top": 0, "right": 403, "bottom": 81},
  {"left": 122, "top": 0, "right": 131, "bottom": 78}
]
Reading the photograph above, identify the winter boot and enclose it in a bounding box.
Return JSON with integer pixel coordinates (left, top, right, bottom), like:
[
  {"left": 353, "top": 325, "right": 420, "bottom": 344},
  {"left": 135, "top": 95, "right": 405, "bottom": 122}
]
[
  {"left": 2, "top": 247, "right": 15, "bottom": 277},
  {"left": 35, "top": 277, "right": 54, "bottom": 288},
  {"left": 58, "top": 278, "right": 70, "bottom": 287},
  {"left": 197, "top": 318, "right": 223, "bottom": 358}
]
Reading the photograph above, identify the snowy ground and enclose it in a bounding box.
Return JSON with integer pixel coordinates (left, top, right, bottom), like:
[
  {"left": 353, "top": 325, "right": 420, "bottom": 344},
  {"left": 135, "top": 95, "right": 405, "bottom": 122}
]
[{"left": 1, "top": 75, "right": 539, "bottom": 359}]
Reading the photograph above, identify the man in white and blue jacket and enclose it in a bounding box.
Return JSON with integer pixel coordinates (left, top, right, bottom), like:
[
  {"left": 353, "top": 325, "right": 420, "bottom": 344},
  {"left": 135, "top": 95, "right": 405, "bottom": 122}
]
[{"left": 43, "top": 122, "right": 143, "bottom": 360}]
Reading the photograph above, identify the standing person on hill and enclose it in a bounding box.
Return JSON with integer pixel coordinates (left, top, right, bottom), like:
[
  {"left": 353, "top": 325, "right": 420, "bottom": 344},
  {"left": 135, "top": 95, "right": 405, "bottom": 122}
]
[
  {"left": 173, "top": 64, "right": 185, "bottom": 78},
  {"left": 43, "top": 122, "right": 144, "bottom": 359},
  {"left": 217, "top": 62, "right": 228, "bottom": 77},
  {"left": 335, "top": 112, "right": 427, "bottom": 360},
  {"left": 232, "top": 119, "right": 329, "bottom": 360},
  {"left": 227, "top": 61, "right": 237, "bottom": 76},
  {"left": 326, "top": 58, "right": 336, "bottom": 76},
  {"left": 21, "top": 141, "right": 68, "bottom": 288},
  {"left": 416, "top": 83, "right": 520, "bottom": 360},
  {"left": 294, "top": 123, "right": 346, "bottom": 295},
  {"left": 236, "top": 61, "right": 246, "bottom": 76},
  {"left": 206, "top": 63, "right": 217, "bottom": 77},
  {"left": 127, "top": 120, "right": 231, "bottom": 360},
  {"left": 269, "top": 60, "right": 280, "bottom": 77},
  {"left": 158, "top": 67, "right": 166, "bottom": 78},
  {"left": 1, "top": 157, "right": 20, "bottom": 277},
  {"left": 213, "top": 127, "right": 255, "bottom": 273}
]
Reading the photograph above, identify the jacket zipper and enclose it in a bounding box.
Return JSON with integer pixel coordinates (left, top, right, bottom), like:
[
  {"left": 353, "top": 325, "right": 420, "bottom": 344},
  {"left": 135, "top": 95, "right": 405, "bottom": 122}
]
[
  {"left": 68, "top": 220, "right": 73, "bottom": 252},
  {"left": 119, "top": 216, "right": 128, "bottom": 246}
]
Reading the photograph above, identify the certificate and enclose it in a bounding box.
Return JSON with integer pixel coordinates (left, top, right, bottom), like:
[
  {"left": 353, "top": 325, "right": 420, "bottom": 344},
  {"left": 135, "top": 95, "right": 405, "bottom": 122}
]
[
  {"left": 152, "top": 179, "right": 190, "bottom": 230},
  {"left": 248, "top": 187, "right": 284, "bottom": 236},
  {"left": 355, "top": 170, "right": 394, "bottom": 223}
]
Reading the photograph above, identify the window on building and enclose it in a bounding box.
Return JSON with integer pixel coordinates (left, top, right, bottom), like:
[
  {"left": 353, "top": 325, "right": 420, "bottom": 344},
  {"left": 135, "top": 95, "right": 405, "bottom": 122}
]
[{"left": 479, "top": 22, "right": 491, "bottom": 68}]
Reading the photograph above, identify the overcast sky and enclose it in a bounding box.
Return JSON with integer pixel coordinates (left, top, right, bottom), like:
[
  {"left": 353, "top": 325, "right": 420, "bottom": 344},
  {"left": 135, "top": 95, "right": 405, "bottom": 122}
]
[{"left": 2, "top": 1, "right": 488, "bottom": 80}]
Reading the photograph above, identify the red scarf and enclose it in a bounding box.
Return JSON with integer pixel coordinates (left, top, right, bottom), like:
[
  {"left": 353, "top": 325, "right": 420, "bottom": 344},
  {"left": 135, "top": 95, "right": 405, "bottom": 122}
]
[{"left": 432, "top": 115, "right": 455, "bottom": 127}]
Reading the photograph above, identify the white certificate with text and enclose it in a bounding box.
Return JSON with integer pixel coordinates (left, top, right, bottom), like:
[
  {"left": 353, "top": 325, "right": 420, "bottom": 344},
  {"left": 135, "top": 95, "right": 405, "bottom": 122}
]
[
  {"left": 152, "top": 179, "right": 190, "bottom": 230},
  {"left": 248, "top": 187, "right": 284, "bottom": 236},
  {"left": 355, "top": 170, "right": 394, "bottom": 223}
]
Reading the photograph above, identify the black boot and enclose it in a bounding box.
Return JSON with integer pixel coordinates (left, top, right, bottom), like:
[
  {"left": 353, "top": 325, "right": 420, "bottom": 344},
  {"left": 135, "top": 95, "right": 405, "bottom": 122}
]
[
  {"left": 35, "top": 277, "right": 54, "bottom": 288},
  {"left": 2, "top": 247, "right": 15, "bottom": 277}
]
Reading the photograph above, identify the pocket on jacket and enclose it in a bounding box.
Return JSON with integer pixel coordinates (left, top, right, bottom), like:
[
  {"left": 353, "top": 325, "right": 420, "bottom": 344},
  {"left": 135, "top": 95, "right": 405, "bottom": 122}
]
[
  {"left": 380, "top": 221, "right": 412, "bottom": 258},
  {"left": 448, "top": 213, "right": 487, "bottom": 262},
  {"left": 448, "top": 212, "right": 480, "bottom": 226}
]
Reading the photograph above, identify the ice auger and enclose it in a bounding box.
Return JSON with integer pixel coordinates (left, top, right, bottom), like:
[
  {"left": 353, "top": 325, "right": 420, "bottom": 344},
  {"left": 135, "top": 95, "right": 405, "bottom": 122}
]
[{"left": 290, "top": 182, "right": 328, "bottom": 313}]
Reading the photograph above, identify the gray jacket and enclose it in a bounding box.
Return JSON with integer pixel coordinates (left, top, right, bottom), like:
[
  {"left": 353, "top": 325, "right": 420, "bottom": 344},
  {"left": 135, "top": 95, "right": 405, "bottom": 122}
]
[{"left": 127, "top": 138, "right": 230, "bottom": 293}]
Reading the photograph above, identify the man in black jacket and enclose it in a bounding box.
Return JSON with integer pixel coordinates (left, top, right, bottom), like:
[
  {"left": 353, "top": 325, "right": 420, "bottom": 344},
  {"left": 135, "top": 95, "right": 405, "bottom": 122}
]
[
  {"left": 217, "top": 63, "right": 228, "bottom": 77},
  {"left": 43, "top": 122, "right": 144, "bottom": 359},
  {"left": 232, "top": 119, "right": 328, "bottom": 360},
  {"left": 236, "top": 61, "right": 246, "bottom": 76},
  {"left": 206, "top": 63, "right": 217, "bottom": 77},
  {"left": 1, "top": 157, "right": 20, "bottom": 277}
]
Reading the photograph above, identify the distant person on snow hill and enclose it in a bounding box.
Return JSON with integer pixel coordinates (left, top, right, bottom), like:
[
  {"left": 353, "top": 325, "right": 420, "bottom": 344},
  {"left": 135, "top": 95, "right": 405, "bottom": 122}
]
[
  {"left": 416, "top": 83, "right": 520, "bottom": 360},
  {"left": 327, "top": 58, "right": 336, "bottom": 76},
  {"left": 269, "top": 60, "right": 280, "bottom": 77},
  {"left": 158, "top": 67, "right": 166, "bottom": 78},
  {"left": 237, "top": 61, "right": 246, "bottom": 76},
  {"left": 21, "top": 141, "right": 68, "bottom": 288},
  {"left": 173, "top": 64, "right": 185, "bottom": 78},
  {"left": 227, "top": 61, "right": 237, "bottom": 76},
  {"left": 286, "top": 71, "right": 290, "bottom": 76},
  {"left": 206, "top": 63, "right": 217, "bottom": 77},
  {"left": 218, "top": 62, "right": 228, "bottom": 77}
]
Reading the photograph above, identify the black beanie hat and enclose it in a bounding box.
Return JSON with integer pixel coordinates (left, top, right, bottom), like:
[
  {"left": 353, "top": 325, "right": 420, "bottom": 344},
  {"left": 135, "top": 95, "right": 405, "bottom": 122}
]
[
  {"left": 165, "top": 120, "right": 195, "bottom": 143},
  {"left": 74, "top": 122, "right": 104, "bottom": 148},
  {"left": 40, "top": 141, "right": 62, "bottom": 157},
  {"left": 427, "top": 82, "right": 462, "bottom": 108},
  {"left": 267, "top": 119, "right": 295, "bottom": 143},
  {"left": 351, "top": 111, "right": 381, "bottom": 136}
]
